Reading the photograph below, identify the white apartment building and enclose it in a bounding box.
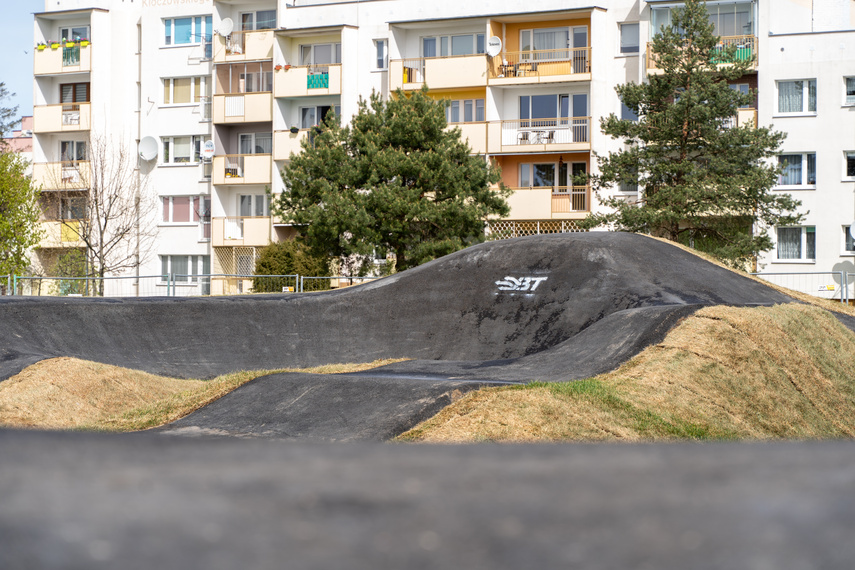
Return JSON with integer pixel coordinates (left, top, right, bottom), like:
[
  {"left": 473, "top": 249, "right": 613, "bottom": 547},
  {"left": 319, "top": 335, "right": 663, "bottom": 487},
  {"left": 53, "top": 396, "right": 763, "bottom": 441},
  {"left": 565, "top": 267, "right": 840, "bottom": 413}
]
[{"left": 28, "top": 0, "right": 855, "bottom": 296}]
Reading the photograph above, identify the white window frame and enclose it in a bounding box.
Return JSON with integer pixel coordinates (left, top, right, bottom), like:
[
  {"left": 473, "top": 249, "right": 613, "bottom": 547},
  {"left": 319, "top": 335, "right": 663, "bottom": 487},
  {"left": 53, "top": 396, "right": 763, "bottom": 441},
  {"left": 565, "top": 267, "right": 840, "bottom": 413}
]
[
  {"left": 844, "top": 151, "right": 855, "bottom": 181},
  {"left": 161, "top": 195, "right": 207, "bottom": 226},
  {"left": 59, "top": 26, "right": 89, "bottom": 42},
  {"left": 446, "top": 98, "right": 485, "bottom": 124},
  {"left": 421, "top": 34, "right": 485, "bottom": 58},
  {"left": 619, "top": 22, "right": 640, "bottom": 55},
  {"left": 775, "top": 79, "right": 817, "bottom": 116},
  {"left": 374, "top": 39, "right": 388, "bottom": 70},
  {"left": 300, "top": 43, "right": 342, "bottom": 66},
  {"left": 238, "top": 132, "right": 273, "bottom": 155},
  {"left": 844, "top": 77, "right": 855, "bottom": 106},
  {"left": 164, "top": 16, "right": 212, "bottom": 47},
  {"left": 160, "top": 255, "right": 210, "bottom": 283},
  {"left": 842, "top": 226, "right": 855, "bottom": 255},
  {"left": 775, "top": 226, "right": 816, "bottom": 263},
  {"left": 162, "top": 76, "right": 208, "bottom": 106},
  {"left": 299, "top": 105, "right": 341, "bottom": 129},
  {"left": 776, "top": 152, "right": 816, "bottom": 188},
  {"left": 240, "top": 10, "right": 276, "bottom": 31},
  {"left": 161, "top": 135, "right": 210, "bottom": 165},
  {"left": 238, "top": 194, "right": 269, "bottom": 218}
]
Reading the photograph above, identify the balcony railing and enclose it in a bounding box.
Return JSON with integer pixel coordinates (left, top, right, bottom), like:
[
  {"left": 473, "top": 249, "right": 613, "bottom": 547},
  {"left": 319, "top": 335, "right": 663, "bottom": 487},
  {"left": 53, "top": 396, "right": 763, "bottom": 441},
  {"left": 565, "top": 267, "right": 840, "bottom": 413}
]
[
  {"left": 211, "top": 216, "right": 272, "bottom": 247},
  {"left": 722, "top": 107, "right": 758, "bottom": 129},
  {"left": 39, "top": 220, "right": 85, "bottom": 248},
  {"left": 391, "top": 54, "right": 488, "bottom": 90},
  {"left": 213, "top": 30, "right": 274, "bottom": 62},
  {"left": 488, "top": 48, "right": 591, "bottom": 81},
  {"left": 647, "top": 35, "right": 757, "bottom": 70},
  {"left": 508, "top": 186, "right": 590, "bottom": 216},
  {"left": 212, "top": 92, "right": 273, "bottom": 123},
  {"left": 274, "top": 64, "right": 342, "bottom": 97},
  {"left": 33, "top": 161, "right": 90, "bottom": 190},
  {"left": 212, "top": 154, "right": 272, "bottom": 185},
  {"left": 34, "top": 43, "right": 91, "bottom": 75},
  {"left": 33, "top": 103, "right": 91, "bottom": 133},
  {"left": 499, "top": 117, "right": 590, "bottom": 147}
]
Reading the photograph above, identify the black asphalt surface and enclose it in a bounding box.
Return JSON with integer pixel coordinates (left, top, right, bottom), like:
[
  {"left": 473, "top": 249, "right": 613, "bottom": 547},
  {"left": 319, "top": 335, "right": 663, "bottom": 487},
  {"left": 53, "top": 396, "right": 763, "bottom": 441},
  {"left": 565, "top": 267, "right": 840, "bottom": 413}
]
[{"left": 3, "top": 233, "right": 855, "bottom": 567}]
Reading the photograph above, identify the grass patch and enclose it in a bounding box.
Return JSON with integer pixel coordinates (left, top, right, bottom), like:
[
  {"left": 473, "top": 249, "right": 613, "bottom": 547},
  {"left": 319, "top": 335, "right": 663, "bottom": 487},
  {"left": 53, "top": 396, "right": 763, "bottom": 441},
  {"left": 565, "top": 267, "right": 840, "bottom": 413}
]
[
  {"left": 0, "top": 358, "right": 407, "bottom": 432},
  {"left": 396, "top": 304, "right": 855, "bottom": 443}
]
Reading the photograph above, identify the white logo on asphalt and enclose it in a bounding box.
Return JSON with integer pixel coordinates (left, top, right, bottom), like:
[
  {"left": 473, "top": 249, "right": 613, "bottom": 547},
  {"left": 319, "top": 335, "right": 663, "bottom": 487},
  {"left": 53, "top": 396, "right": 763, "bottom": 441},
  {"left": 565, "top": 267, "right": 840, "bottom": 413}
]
[{"left": 495, "top": 276, "right": 548, "bottom": 292}]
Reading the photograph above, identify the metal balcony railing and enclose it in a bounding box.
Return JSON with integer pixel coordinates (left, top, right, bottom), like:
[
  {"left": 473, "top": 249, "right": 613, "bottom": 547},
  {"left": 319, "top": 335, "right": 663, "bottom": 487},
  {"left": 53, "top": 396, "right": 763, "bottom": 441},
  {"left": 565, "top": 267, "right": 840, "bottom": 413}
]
[
  {"left": 500, "top": 117, "right": 590, "bottom": 146},
  {"left": 490, "top": 47, "right": 591, "bottom": 79}
]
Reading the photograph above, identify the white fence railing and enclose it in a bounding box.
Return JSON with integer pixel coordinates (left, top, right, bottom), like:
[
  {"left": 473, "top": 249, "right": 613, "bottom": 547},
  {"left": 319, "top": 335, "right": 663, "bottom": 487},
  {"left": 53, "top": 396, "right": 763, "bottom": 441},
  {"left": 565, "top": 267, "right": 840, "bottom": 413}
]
[{"left": 751, "top": 271, "right": 851, "bottom": 303}]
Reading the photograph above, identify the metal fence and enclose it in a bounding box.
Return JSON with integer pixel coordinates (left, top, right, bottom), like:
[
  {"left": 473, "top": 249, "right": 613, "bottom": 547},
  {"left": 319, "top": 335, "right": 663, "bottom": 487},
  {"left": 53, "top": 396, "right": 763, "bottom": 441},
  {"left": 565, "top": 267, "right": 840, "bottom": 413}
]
[
  {"left": 4, "top": 273, "right": 378, "bottom": 297},
  {"left": 751, "top": 271, "right": 851, "bottom": 303}
]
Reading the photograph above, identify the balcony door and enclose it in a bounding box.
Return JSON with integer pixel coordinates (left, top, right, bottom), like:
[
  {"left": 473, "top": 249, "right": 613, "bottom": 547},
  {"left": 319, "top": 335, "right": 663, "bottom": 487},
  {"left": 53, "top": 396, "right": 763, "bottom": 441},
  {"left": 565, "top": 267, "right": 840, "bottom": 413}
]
[
  {"left": 60, "top": 140, "right": 86, "bottom": 163},
  {"left": 239, "top": 132, "right": 272, "bottom": 155},
  {"left": 60, "top": 26, "right": 89, "bottom": 41},
  {"left": 238, "top": 194, "right": 268, "bottom": 217}
]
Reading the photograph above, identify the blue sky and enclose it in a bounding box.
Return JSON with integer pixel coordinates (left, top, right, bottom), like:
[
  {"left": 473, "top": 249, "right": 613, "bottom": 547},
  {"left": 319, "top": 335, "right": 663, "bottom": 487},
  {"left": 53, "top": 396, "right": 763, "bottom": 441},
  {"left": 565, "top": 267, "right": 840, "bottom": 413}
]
[{"left": 4, "top": 1, "right": 43, "bottom": 127}]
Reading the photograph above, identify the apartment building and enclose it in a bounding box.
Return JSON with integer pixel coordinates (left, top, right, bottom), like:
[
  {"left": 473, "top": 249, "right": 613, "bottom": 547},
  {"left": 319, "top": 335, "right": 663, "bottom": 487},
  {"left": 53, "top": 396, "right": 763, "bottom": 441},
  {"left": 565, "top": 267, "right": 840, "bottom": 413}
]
[{"left": 27, "top": 0, "right": 854, "bottom": 295}]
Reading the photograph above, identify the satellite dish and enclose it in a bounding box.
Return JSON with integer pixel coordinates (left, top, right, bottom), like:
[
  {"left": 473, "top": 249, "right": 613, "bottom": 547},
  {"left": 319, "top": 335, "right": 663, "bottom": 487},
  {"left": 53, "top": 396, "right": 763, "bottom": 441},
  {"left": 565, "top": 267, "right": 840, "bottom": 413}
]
[
  {"left": 849, "top": 222, "right": 855, "bottom": 241},
  {"left": 138, "top": 136, "right": 158, "bottom": 161},
  {"left": 486, "top": 36, "right": 502, "bottom": 57},
  {"left": 218, "top": 18, "right": 234, "bottom": 37},
  {"left": 201, "top": 140, "right": 215, "bottom": 160}
]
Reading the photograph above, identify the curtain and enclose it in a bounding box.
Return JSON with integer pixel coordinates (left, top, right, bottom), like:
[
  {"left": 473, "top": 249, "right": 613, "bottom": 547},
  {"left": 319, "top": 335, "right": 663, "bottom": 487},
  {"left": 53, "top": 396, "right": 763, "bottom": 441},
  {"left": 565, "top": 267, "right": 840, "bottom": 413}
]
[
  {"left": 808, "top": 80, "right": 817, "bottom": 112},
  {"left": 255, "top": 133, "right": 272, "bottom": 154},
  {"left": 778, "top": 155, "right": 802, "bottom": 185},
  {"left": 778, "top": 81, "right": 803, "bottom": 113},
  {"left": 777, "top": 228, "right": 801, "bottom": 259}
]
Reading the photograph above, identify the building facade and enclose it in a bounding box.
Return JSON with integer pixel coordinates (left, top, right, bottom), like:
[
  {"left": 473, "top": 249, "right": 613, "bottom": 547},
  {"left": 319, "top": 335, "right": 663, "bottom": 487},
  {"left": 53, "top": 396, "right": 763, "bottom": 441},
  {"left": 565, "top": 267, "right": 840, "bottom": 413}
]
[{"left": 27, "top": 0, "right": 855, "bottom": 296}]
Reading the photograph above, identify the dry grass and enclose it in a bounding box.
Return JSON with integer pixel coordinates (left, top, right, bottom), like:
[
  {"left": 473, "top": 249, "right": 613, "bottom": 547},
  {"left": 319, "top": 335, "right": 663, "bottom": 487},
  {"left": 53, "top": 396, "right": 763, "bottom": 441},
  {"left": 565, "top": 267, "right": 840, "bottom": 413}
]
[
  {"left": 0, "top": 358, "right": 407, "bottom": 432},
  {"left": 397, "top": 304, "right": 855, "bottom": 442}
]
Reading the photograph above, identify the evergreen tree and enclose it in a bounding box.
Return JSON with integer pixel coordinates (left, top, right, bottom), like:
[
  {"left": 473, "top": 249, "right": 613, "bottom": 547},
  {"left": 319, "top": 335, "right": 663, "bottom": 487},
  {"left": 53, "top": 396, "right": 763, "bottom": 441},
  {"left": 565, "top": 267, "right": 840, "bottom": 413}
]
[
  {"left": 275, "top": 87, "right": 510, "bottom": 273},
  {"left": 253, "top": 239, "right": 330, "bottom": 292},
  {"left": 581, "top": 0, "right": 802, "bottom": 268}
]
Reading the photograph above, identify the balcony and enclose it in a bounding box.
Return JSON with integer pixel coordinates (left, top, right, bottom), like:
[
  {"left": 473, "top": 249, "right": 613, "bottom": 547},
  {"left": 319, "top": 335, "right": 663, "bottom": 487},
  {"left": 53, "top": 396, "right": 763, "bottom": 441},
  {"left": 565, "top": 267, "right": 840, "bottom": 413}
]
[
  {"left": 274, "top": 65, "right": 342, "bottom": 98},
  {"left": 722, "top": 107, "right": 758, "bottom": 129},
  {"left": 389, "top": 55, "right": 488, "bottom": 91},
  {"left": 647, "top": 35, "right": 757, "bottom": 72},
  {"left": 33, "top": 103, "right": 91, "bottom": 133},
  {"left": 274, "top": 129, "right": 308, "bottom": 160},
  {"left": 213, "top": 30, "right": 274, "bottom": 63},
  {"left": 506, "top": 186, "right": 590, "bottom": 219},
  {"left": 212, "top": 93, "right": 273, "bottom": 123},
  {"left": 211, "top": 216, "right": 273, "bottom": 247},
  {"left": 32, "top": 161, "right": 90, "bottom": 190},
  {"left": 34, "top": 43, "right": 91, "bottom": 75},
  {"left": 39, "top": 220, "right": 85, "bottom": 249},
  {"left": 488, "top": 48, "right": 591, "bottom": 85},
  {"left": 212, "top": 154, "right": 272, "bottom": 185},
  {"left": 449, "top": 123, "right": 488, "bottom": 155},
  {"left": 487, "top": 118, "right": 591, "bottom": 153}
]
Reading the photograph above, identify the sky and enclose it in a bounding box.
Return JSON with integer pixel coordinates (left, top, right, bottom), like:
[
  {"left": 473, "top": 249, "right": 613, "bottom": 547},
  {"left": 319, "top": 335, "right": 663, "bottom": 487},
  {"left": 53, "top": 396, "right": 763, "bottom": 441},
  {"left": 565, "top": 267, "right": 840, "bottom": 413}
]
[{"left": 4, "top": 1, "right": 44, "bottom": 128}]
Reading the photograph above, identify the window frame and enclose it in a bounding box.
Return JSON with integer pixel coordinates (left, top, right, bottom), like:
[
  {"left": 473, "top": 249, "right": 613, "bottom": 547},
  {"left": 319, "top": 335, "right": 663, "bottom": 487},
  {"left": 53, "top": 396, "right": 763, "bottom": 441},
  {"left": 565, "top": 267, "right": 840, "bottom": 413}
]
[
  {"left": 421, "top": 33, "right": 485, "bottom": 58},
  {"left": 162, "top": 76, "right": 208, "bottom": 106},
  {"left": 299, "top": 43, "right": 342, "bottom": 66},
  {"left": 845, "top": 77, "right": 855, "bottom": 107},
  {"left": 161, "top": 195, "right": 208, "bottom": 226},
  {"left": 240, "top": 10, "right": 276, "bottom": 31},
  {"left": 775, "top": 226, "right": 816, "bottom": 262},
  {"left": 776, "top": 79, "right": 817, "bottom": 116},
  {"left": 775, "top": 152, "right": 816, "bottom": 188},
  {"left": 299, "top": 105, "right": 341, "bottom": 129},
  {"left": 842, "top": 225, "right": 855, "bottom": 255},
  {"left": 161, "top": 135, "right": 210, "bottom": 165},
  {"left": 445, "top": 98, "right": 485, "bottom": 124},
  {"left": 374, "top": 39, "right": 388, "bottom": 70},
  {"left": 164, "top": 16, "right": 212, "bottom": 47},
  {"left": 160, "top": 254, "right": 211, "bottom": 283},
  {"left": 619, "top": 22, "right": 640, "bottom": 55}
]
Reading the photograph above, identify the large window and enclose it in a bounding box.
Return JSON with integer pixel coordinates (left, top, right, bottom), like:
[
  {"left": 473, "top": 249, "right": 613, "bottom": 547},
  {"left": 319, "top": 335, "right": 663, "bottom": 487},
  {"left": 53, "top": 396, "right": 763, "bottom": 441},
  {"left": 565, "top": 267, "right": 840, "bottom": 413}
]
[
  {"left": 161, "top": 196, "right": 209, "bottom": 224},
  {"left": 300, "top": 43, "right": 342, "bottom": 65},
  {"left": 163, "top": 77, "right": 208, "bottom": 105},
  {"left": 239, "top": 132, "right": 272, "bottom": 154},
  {"left": 300, "top": 105, "right": 340, "bottom": 128},
  {"left": 164, "top": 16, "right": 212, "bottom": 46},
  {"left": 422, "top": 34, "right": 485, "bottom": 58},
  {"left": 160, "top": 255, "right": 210, "bottom": 283},
  {"left": 162, "top": 135, "right": 210, "bottom": 164},
  {"left": 446, "top": 99, "right": 484, "bottom": 123},
  {"left": 777, "top": 153, "right": 816, "bottom": 186},
  {"left": 60, "top": 140, "right": 86, "bottom": 163},
  {"left": 777, "top": 226, "right": 815, "bottom": 261},
  {"left": 777, "top": 80, "right": 816, "bottom": 114},
  {"left": 60, "top": 26, "right": 89, "bottom": 42},
  {"left": 620, "top": 23, "right": 639, "bottom": 54},
  {"left": 520, "top": 93, "right": 588, "bottom": 123},
  {"left": 240, "top": 10, "right": 276, "bottom": 31},
  {"left": 60, "top": 82, "right": 89, "bottom": 103},
  {"left": 651, "top": 3, "right": 754, "bottom": 36},
  {"left": 60, "top": 196, "right": 86, "bottom": 220},
  {"left": 239, "top": 194, "right": 269, "bottom": 217},
  {"left": 519, "top": 161, "right": 587, "bottom": 188}
]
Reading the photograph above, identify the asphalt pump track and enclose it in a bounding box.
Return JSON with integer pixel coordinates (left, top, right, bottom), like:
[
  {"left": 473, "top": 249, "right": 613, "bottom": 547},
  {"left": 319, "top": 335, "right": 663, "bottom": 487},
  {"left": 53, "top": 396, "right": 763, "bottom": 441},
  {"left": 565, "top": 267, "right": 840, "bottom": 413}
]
[{"left": 0, "top": 232, "right": 834, "bottom": 441}]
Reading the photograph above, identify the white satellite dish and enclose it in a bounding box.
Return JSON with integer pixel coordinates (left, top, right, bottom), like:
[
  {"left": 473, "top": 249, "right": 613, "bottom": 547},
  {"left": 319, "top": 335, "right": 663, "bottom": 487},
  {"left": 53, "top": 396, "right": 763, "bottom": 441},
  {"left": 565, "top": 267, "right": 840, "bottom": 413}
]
[
  {"left": 848, "top": 222, "right": 855, "bottom": 241},
  {"left": 138, "top": 136, "right": 158, "bottom": 161},
  {"left": 218, "top": 18, "right": 234, "bottom": 37},
  {"left": 486, "top": 36, "right": 502, "bottom": 57},
  {"left": 201, "top": 140, "right": 215, "bottom": 160}
]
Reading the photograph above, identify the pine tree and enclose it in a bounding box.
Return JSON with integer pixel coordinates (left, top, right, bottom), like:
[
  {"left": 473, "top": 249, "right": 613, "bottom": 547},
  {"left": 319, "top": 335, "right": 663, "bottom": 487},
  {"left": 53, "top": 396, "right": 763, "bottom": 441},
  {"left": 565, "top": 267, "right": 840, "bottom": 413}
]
[
  {"left": 275, "top": 87, "right": 510, "bottom": 273},
  {"left": 581, "top": 0, "right": 802, "bottom": 268}
]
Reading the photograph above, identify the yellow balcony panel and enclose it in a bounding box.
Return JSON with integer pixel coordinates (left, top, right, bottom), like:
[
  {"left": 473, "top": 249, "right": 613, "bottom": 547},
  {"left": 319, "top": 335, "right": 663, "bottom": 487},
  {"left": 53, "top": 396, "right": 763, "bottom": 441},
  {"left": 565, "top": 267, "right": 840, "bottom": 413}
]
[
  {"left": 33, "top": 103, "right": 91, "bottom": 133},
  {"left": 212, "top": 154, "right": 272, "bottom": 185},
  {"left": 213, "top": 30, "right": 274, "bottom": 63},
  {"left": 274, "top": 129, "right": 308, "bottom": 161},
  {"left": 34, "top": 44, "right": 91, "bottom": 75},
  {"left": 274, "top": 64, "right": 342, "bottom": 98},
  {"left": 488, "top": 48, "right": 591, "bottom": 85},
  {"left": 39, "top": 220, "right": 85, "bottom": 249},
  {"left": 391, "top": 55, "right": 487, "bottom": 91},
  {"left": 33, "top": 161, "right": 91, "bottom": 190},
  {"left": 212, "top": 93, "right": 273, "bottom": 124},
  {"left": 487, "top": 118, "right": 591, "bottom": 154},
  {"left": 506, "top": 186, "right": 590, "bottom": 220},
  {"left": 646, "top": 35, "right": 757, "bottom": 72},
  {"left": 211, "top": 216, "right": 272, "bottom": 247},
  {"left": 449, "top": 123, "right": 488, "bottom": 155}
]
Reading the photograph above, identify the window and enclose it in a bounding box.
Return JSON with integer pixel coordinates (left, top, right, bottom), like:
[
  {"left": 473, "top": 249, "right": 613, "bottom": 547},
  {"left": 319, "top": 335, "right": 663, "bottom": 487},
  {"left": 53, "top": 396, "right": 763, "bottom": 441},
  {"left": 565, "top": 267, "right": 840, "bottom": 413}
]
[
  {"left": 651, "top": 3, "right": 753, "bottom": 37},
  {"left": 240, "top": 10, "right": 276, "bottom": 31},
  {"left": 60, "top": 196, "right": 86, "bottom": 220},
  {"left": 239, "top": 194, "right": 269, "bottom": 217},
  {"left": 845, "top": 77, "right": 855, "bottom": 106},
  {"left": 300, "top": 105, "right": 341, "bottom": 128},
  {"left": 60, "top": 140, "right": 86, "bottom": 163},
  {"left": 777, "top": 80, "right": 816, "bottom": 114},
  {"left": 300, "top": 43, "right": 342, "bottom": 65},
  {"left": 60, "top": 26, "right": 89, "bottom": 42},
  {"left": 160, "top": 255, "right": 210, "bottom": 283},
  {"left": 777, "top": 153, "right": 816, "bottom": 186},
  {"left": 163, "top": 77, "right": 207, "bottom": 105},
  {"left": 519, "top": 161, "right": 586, "bottom": 188},
  {"left": 162, "top": 135, "right": 210, "bottom": 164},
  {"left": 843, "top": 226, "right": 855, "bottom": 253},
  {"left": 620, "top": 23, "right": 639, "bottom": 54},
  {"left": 446, "top": 99, "right": 485, "bottom": 123},
  {"left": 162, "top": 196, "right": 209, "bottom": 224},
  {"left": 60, "top": 83, "right": 89, "bottom": 103},
  {"left": 844, "top": 152, "right": 855, "bottom": 179},
  {"left": 520, "top": 93, "right": 587, "bottom": 123},
  {"left": 164, "top": 16, "right": 212, "bottom": 46},
  {"left": 621, "top": 102, "right": 638, "bottom": 121},
  {"left": 239, "top": 132, "right": 272, "bottom": 154},
  {"left": 776, "top": 226, "right": 815, "bottom": 261},
  {"left": 730, "top": 83, "right": 750, "bottom": 108},
  {"left": 374, "top": 39, "right": 388, "bottom": 70},
  {"left": 422, "top": 34, "right": 485, "bottom": 58}
]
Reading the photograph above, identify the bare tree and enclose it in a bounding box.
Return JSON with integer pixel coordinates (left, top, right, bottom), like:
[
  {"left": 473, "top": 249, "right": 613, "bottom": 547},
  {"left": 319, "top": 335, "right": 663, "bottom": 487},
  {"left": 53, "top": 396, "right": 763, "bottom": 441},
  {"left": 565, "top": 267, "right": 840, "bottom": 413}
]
[{"left": 43, "top": 133, "right": 157, "bottom": 295}]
